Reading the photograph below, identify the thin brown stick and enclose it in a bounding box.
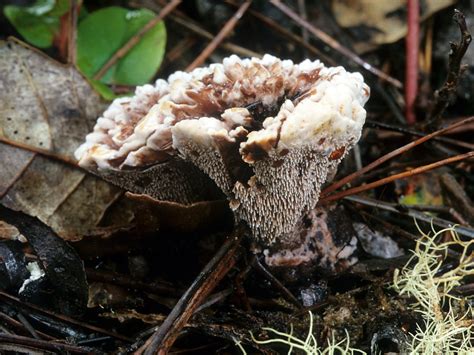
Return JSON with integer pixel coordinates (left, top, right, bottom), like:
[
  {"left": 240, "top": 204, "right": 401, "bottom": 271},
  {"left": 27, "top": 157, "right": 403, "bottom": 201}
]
[
  {"left": 357, "top": 209, "right": 462, "bottom": 260},
  {"left": 269, "top": 0, "right": 403, "bottom": 88},
  {"left": 67, "top": 0, "right": 79, "bottom": 65},
  {"left": 321, "top": 116, "right": 474, "bottom": 197},
  {"left": 453, "top": 283, "right": 474, "bottom": 296},
  {"left": 297, "top": 0, "right": 309, "bottom": 46},
  {"left": 165, "top": 36, "right": 197, "bottom": 63},
  {"left": 0, "top": 333, "right": 92, "bottom": 354},
  {"left": 349, "top": 158, "right": 435, "bottom": 187},
  {"left": 365, "top": 119, "right": 474, "bottom": 150},
  {"left": 0, "top": 290, "right": 132, "bottom": 342},
  {"left": 321, "top": 151, "right": 473, "bottom": 203},
  {"left": 0, "top": 136, "right": 79, "bottom": 168},
  {"left": 0, "top": 312, "right": 56, "bottom": 341},
  {"left": 439, "top": 174, "right": 474, "bottom": 225},
  {"left": 404, "top": 204, "right": 468, "bottom": 226},
  {"left": 93, "top": 0, "right": 181, "bottom": 80},
  {"left": 427, "top": 10, "right": 472, "bottom": 129},
  {"left": 221, "top": 42, "right": 261, "bottom": 58},
  {"left": 185, "top": 0, "right": 252, "bottom": 71},
  {"left": 226, "top": 0, "right": 334, "bottom": 65},
  {"left": 405, "top": 0, "right": 419, "bottom": 125},
  {"left": 138, "top": 226, "right": 244, "bottom": 354},
  {"left": 253, "top": 258, "right": 302, "bottom": 309},
  {"left": 344, "top": 195, "right": 474, "bottom": 239},
  {"left": 167, "top": 10, "right": 260, "bottom": 58},
  {"left": 151, "top": 0, "right": 260, "bottom": 58},
  {"left": 16, "top": 313, "right": 40, "bottom": 340},
  {"left": 86, "top": 268, "right": 184, "bottom": 297},
  {"left": 426, "top": 19, "right": 434, "bottom": 74}
]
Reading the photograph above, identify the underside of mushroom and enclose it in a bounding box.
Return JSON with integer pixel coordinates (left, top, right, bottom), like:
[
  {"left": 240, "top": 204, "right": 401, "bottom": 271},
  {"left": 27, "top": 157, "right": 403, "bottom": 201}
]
[{"left": 76, "top": 54, "right": 370, "bottom": 249}]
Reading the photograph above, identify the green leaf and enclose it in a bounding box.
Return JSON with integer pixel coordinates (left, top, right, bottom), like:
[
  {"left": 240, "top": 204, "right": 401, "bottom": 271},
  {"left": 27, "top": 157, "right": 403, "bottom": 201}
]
[
  {"left": 88, "top": 80, "right": 125, "bottom": 101},
  {"left": 76, "top": 6, "right": 166, "bottom": 86},
  {"left": 4, "top": 0, "right": 70, "bottom": 48}
]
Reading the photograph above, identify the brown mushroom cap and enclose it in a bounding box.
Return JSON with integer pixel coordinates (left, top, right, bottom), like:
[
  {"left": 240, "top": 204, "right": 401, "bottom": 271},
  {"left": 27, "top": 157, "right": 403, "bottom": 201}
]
[{"left": 75, "top": 55, "right": 370, "bottom": 245}]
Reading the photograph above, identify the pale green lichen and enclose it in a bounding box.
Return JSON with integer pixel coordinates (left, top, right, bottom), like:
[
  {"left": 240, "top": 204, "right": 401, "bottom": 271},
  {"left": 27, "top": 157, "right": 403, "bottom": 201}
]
[
  {"left": 239, "top": 311, "right": 366, "bottom": 355},
  {"left": 393, "top": 222, "right": 474, "bottom": 354},
  {"left": 241, "top": 223, "right": 474, "bottom": 354}
]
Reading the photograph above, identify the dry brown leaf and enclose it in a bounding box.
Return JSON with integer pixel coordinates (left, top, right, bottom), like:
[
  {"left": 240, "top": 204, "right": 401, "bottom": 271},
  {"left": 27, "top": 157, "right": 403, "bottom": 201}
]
[
  {"left": 332, "top": 0, "right": 455, "bottom": 53},
  {"left": 125, "top": 192, "right": 232, "bottom": 233},
  {"left": 0, "top": 220, "right": 23, "bottom": 241},
  {"left": 0, "top": 38, "right": 129, "bottom": 240}
]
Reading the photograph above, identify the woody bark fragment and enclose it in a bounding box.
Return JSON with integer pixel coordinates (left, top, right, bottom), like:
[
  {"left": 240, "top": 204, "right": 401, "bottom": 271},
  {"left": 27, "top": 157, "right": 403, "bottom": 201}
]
[{"left": 427, "top": 10, "right": 472, "bottom": 129}]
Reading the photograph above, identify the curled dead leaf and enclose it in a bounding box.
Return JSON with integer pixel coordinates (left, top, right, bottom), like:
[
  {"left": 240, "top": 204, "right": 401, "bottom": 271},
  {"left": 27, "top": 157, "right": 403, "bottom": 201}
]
[
  {"left": 126, "top": 192, "right": 233, "bottom": 233},
  {"left": 0, "top": 38, "right": 130, "bottom": 240},
  {"left": 332, "top": 0, "right": 455, "bottom": 53}
]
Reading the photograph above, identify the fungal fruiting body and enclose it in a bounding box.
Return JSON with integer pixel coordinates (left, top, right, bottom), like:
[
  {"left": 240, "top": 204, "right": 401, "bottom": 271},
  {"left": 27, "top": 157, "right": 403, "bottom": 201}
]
[{"left": 75, "top": 55, "right": 370, "bottom": 249}]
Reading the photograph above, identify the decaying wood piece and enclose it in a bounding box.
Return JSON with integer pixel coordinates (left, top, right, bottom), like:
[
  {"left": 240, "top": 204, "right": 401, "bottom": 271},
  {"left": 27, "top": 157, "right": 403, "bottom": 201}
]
[{"left": 0, "top": 204, "right": 88, "bottom": 316}]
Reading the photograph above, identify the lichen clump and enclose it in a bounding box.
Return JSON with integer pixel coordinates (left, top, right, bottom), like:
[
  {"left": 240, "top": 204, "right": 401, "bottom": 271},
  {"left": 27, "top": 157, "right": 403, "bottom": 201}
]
[
  {"left": 75, "top": 55, "right": 370, "bottom": 246},
  {"left": 393, "top": 224, "right": 474, "bottom": 353}
]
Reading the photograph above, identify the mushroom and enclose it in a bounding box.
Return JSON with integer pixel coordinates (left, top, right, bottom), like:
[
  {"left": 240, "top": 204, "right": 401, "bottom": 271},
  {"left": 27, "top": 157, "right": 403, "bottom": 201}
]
[{"left": 76, "top": 55, "right": 370, "bottom": 253}]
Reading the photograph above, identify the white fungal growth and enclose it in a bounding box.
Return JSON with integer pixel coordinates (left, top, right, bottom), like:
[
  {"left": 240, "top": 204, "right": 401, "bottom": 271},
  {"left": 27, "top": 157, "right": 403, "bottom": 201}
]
[
  {"left": 75, "top": 54, "right": 370, "bottom": 245},
  {"left": 18, "top": 262, "right": 45, "bottom": 294}
]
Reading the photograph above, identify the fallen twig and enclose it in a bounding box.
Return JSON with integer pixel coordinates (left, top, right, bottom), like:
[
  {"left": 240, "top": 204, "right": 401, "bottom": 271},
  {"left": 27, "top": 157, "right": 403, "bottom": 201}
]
[
  {"left": 344, "top": 195, "right": 474, "bottom": 239},
  {"left": 401, "top": 204, "right": 468, "bottom": 226},
  {"left": 0, "top": 333, "right": 94, "bottom": 354},
  {"left": 137, "top": 226, "right": 245, "bottom": 354},
  {"left": 93, "top": 0, "right": 181, "bottom": 80},
  {"left": 371, "top": 82, "right": 407, "bottom": 124},
  {"left": 85, "top": 268, "right": 184, "bottom": 297},
  {"left": 426, "top": 9, "right": 472, "bottom": 129},
  {"left": 185, "top": 0, "right": 252, "bottom": 71},
  {"left": 226, "top": 0, "right": 334, "bottom": 64},
  {"left": 321, "top": 116, "right": 474, "bottom": 197},
  {"left": 357, "top": 210, "right": 463, "bottom": 261},
  {"left": 168, "top": 15, "right": 260, "bottom": 58},
  {"left": 151, "top": 0, "right": 260, "bottom": 58},
  {"left": 439, "top": 173, "right": 474, "bottom": 225},
  {"left": 365, "top": 119, "right": 474, "bottom": 150},
  {"left": 320, "top": 151, "right": 473, "bottom": 203},
  {"left": 350, "top": 158, "right": 437, "bottom": 187},
  {"left": 68, "top": 0, "right": 79, "bottom": 65},
  {"left": 297, "top": 0, "right": 309, "bottom": 54},
  {"left": 0, "top": 290, "right": 132, "bottom": 342},
  {"left": 269, "top": 0, "right": 403, "bottom": 88},
  {"left": 0, "top": 135, "right": 78, "bottom": 168},
  {"left": 0, "top": 311, "right": 56, "bottom": 341},
  {"left": 16, "top": 313, "right": 41, "bottom": 340},
  {"left": 405, "top": 0, "right": 419, "bottom": 125},
  {"left": 253, "top": 257, "right": 302, "bottom": 309},
  {"left": 165, "top": 36, "right": 197, "bottom": 63}
]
